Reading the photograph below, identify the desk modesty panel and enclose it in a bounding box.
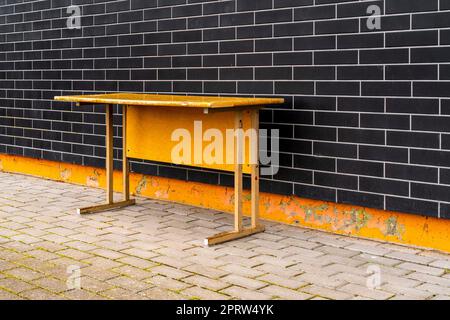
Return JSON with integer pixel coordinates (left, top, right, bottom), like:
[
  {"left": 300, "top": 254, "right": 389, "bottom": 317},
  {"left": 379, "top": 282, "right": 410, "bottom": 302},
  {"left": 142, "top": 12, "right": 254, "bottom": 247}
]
[{"left": 127, "top": 106, "right": 255, "bottom": 174}]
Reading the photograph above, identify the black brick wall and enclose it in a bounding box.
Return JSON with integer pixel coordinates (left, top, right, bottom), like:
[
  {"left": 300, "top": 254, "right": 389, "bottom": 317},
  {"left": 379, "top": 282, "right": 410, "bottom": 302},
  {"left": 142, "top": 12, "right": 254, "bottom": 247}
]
[{"left": 1, "top": 0, "right": 450, "bottom": 219}]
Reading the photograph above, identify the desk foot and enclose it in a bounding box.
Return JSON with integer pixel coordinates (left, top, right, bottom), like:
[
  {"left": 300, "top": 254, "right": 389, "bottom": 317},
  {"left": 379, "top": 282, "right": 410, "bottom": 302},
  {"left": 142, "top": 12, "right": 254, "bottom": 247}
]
[
  {"left": 77, "top": 199, "right": 136, "bottom": 215},
  {"left": 204, "top": 225, "right": 265, "bottom": 246}
]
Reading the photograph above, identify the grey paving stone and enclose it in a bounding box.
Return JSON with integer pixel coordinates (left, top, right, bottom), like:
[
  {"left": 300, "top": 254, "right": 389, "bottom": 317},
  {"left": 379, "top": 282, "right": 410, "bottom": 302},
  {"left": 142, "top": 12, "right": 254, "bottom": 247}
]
[
  {"left": 259, "top": 285, "right": 312, "bottom": 300},
  {"left": 0, "top": 171, "right": 449, "bottom": 300},
  {"left": 300, "top": 284, "right": 354, "bottom": 300}
]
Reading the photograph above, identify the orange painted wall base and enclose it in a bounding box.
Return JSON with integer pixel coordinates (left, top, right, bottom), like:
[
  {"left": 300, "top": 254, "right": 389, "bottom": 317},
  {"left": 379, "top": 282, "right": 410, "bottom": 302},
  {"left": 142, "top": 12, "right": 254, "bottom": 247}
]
[{"left": 0, "top": 153, "right": 449, "bottom": 253}]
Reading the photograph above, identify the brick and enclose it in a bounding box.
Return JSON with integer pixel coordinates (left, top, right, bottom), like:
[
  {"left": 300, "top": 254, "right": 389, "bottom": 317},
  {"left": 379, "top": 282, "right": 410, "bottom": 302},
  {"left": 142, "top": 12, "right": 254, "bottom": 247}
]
[
  {"left": 355, "top": 254, "right": 401, "bottom": 267},
  {"left": 95, "top": 240, "right": 130, "bottom": 252},
  {"left": 0, "top": 278, "right": 36, "bottom": 293},
  {"left": 300, "top": 284, "right": 354, "bottom": 300},
  {"left": 408, "top": 272, "right": 450, "bottom": 287},
  {"left": 128, "top": 240, "right": 162, "bottom": 251},
  {"left": 316, "top": 19, "right": 359, "bottom": 35},
  {"left": 139, "top": 287, "right": 184, "bottom": 300},
  {"left": 0, "top": 260, "right": 19, "bottom": 272},
  {"left": 386, "top": 31, "right": 438, "bottom": 48},
  {"left": 431, "top": 294, "right": 450, "bottom": 300},
  {"left": 117, "top": 256, "right": 157, "bottom": 270},
  {"left": 82, "top": 256, "right": 123, "bottom": 270},
  {"left": 415, "top": 283, "right": 450, "bottom": 296},
  {"left": 80, "top": 266, "right": 118, "bottom": 282},
  {"left": 183, "top": 264, "right": 229, "bottom": 279},
  {"left": 397, "top": 263, "right": 444, "bottom": 276},
  {"left": 184, "top": 275, "right": 229, "bottom": 291},
  {"left": 150, "top": 265, "right": 191, "bottom": 280},
  {"left": 258, "top": 274, "right": 307, "bottom": 290},
  {"left": 32, "top": 277, "right": 68, "bottom": 294},
  {"left": 152, "top": 256, "right": 193, "bottom": 269},
  {"left": 386, "top": 0, "right": 438, "bottom": 14},
  {"left": 338, "top": 283, "right": 395, "bottom": 300},
  {"left": 57, "top": 249, "right": 93, "bottom": 261},
  {"left": 120, "top": 248, "right": 159, "bottom": 260},
  {"left": 220, "top": 264, "right": 265, "bottom": 278},
  {"left": 6, "top": 267, "right": 43, "bottom": 281},
  {"left": 106, "top": 276, "right": 151, "bottom": 292},
  {"left": 429, "top": 260, "right": 450, "bottom": 269},
  {"left": 101, "top": 287, "right": 147, "bottom": 300},
  {"left": 296, "top": 273, "right": 347, "bottom": 289},
  {"left": 64, "top": 290, "right": 106, "bottom": 300},
  {"left": 384, "top": 251, "right": 435, "bottom": 265},
  {"left": 0, "top": 288, "right": 22, "bottom": 300},
  {"left": 260, "top": 285, "right": 312, "bottom": 300},
  {"left": 222, "top": 274, "right": 267, "bottom": 290},
  {"left": 183, "top": 286, "right": 230, "bottom": 300},
  {"left": 360, "top": 49, "right": 409, "bottom": 64},
  {"left": 220, "top": 286, "right": 271, "bottom": 300},
  {"left": 20, "top": 289, "right": 65, "bottom": 300}
]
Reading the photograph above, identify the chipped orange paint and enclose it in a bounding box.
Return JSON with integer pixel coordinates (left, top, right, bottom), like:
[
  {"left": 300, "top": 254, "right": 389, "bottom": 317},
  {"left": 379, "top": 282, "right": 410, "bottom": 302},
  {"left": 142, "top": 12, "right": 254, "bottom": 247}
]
[{"left": 1, "top": 153, "right": 449, "bottom": 253}]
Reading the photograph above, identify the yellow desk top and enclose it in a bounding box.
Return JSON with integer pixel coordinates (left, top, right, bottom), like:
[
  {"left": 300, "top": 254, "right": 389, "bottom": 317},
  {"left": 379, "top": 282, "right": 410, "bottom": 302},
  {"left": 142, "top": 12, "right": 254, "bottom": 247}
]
[{"left": 54, "top": 93, "right": 284, "bottom": 109}]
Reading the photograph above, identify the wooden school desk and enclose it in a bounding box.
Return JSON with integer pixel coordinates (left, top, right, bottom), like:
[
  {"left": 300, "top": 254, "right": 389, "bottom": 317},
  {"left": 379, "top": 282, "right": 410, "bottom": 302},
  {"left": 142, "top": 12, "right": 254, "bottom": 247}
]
[{"left": 54, "top": 93, "right": 284, "bottom": 245}]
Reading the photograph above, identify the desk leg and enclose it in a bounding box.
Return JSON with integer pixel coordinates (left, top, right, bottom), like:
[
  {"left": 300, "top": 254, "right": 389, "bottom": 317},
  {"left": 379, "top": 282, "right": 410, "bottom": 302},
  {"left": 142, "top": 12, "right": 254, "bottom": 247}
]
[
  {"left": 77, "top": 104, "right": 135, "bottom": 215},
  {"left": 122, "top": 105, "right": 130, "bottom": 201},
  {"left": 205, "top": 109, "right": 264, "bottom": 246},
  {"left": 106, "top": 103, "right": 114, "bottom": 204},
  {"left": 251, "top": 109, "right": 263, "bottom": 231},
  {"left": 234, "top": 110, "right": 244, "bottom": 233}
]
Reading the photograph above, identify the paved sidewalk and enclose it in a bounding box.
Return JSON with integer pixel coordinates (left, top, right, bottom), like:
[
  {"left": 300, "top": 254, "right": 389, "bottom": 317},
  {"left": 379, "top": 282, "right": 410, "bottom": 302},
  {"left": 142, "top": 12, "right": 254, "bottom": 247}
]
[{"left": 0, "top": 171, "right": 449, "bottom": 300}]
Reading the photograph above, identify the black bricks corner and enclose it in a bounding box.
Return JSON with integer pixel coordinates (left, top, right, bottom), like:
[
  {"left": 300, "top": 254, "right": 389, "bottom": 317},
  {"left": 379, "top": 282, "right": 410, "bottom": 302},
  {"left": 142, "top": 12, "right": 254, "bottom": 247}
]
[{"left": 1, "top": 0, "right": 450, "bottom": 219}]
